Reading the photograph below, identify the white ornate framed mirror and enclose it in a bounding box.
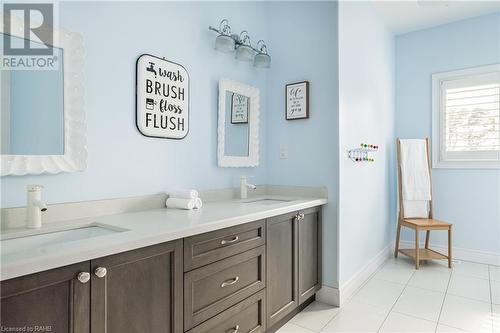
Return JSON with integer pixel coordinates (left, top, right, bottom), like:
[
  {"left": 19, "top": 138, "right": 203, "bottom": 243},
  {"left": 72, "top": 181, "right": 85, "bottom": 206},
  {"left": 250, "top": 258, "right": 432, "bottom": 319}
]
[
  {"left": 0, "top": 17, "right": 86, "bottom": 176},
  {"left": 217, "top": 79, "right": 260, "bottom": 167}
]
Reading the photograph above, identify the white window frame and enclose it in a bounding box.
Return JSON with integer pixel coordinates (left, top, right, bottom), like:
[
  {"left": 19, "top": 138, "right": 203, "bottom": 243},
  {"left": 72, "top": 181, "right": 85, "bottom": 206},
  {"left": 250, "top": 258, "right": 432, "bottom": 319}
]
[{"left": 432, "top": 64, "right": 500, "bottom": 169}]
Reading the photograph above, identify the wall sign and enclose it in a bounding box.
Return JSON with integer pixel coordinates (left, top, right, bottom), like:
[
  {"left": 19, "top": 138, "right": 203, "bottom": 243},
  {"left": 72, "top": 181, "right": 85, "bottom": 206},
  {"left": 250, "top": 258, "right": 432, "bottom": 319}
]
[
  {"left": 285, "top": 81, "right": 309, "bottom": 120},
  {"left": 136, "top": 54, "right": 189, "bottom": 139},
  {"left": 231, "top": 93, "right": 249, "bottom": 124}
]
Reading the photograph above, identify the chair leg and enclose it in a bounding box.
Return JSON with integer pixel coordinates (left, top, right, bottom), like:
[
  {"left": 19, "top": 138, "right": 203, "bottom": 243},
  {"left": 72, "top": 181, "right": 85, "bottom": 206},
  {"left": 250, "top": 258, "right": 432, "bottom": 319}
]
[
  {"left": 448, "top": 227, "right": 452, "bottom": 268},
  {"left": 425, "top": 230, "right": 430, "bottom": 249},
  {"left": 395, "top": 224, "right": 402, "bottom": 258},
  {"left": 415, "top": 229, "right": 420, "bottom": 269}
]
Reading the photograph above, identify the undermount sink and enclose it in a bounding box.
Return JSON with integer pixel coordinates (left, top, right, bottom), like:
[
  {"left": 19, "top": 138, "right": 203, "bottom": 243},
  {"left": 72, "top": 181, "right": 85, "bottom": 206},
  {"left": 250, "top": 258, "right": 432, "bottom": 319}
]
[
  {"left": 244, "top": 198, "right": 292, "bottom": 205},
  {"left": 1, "top": 224, "right": 127, "bottom": 256}
]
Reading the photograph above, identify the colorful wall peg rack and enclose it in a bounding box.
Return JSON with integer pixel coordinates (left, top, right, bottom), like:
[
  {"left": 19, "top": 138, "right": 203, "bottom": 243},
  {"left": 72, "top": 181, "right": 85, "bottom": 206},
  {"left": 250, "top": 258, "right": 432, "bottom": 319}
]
[{"left": 348, "top": 143, "right": 379, "bottom": 162}]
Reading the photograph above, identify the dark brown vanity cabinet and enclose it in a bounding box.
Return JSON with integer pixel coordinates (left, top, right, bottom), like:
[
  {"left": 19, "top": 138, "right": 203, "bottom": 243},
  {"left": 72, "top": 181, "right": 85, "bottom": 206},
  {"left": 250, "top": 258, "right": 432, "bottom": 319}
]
[
  {"left": 183, "top": 221, "right": 267, "bottom": 331},
  {"left": 266, "top": 211, "right": 299, "bottom": 328},
  {"left": 298, "top": 207, "right": 322, "bottom": 304},
  {"left": 1, "top": 205, "right": 322, "bottom": 333},
  {"left": 91, "top": 240, "right": 183, "bottom": 333},
  {"left": 266, "top": 207, "right": 321, "bottom": 329},
  {"left": 0, "top": 240, "right": 183, "bottom": 333},
  {"left": 184, "top": 246, "right": 266, "bottom": 330},
  {"left": 1, "top": 261, "right": 91, "bottom": 333}
]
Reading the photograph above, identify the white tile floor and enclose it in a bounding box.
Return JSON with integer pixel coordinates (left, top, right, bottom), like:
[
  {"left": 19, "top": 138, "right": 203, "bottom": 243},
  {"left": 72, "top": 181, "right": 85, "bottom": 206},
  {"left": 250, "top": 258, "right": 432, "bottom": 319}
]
[{"left": 278, "top": 257, "right": 500, "bottom": 333}]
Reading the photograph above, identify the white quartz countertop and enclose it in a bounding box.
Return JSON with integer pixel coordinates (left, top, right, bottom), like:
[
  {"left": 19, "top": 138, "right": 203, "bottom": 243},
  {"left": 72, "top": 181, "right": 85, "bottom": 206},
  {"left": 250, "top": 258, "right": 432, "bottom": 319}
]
[{"left": 0, "top": 195, "right": 326, "bottom": 281}]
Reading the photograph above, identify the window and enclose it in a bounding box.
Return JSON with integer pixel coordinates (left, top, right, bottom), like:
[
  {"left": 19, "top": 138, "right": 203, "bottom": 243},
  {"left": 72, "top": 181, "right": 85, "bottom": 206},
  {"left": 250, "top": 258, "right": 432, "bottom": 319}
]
[{"left": 432, "top": 64, "right": 500, "bottom": 168}]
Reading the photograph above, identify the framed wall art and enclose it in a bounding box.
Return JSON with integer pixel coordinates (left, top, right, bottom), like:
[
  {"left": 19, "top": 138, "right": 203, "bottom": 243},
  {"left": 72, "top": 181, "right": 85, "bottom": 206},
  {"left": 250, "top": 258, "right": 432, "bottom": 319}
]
[
  {"left": 136, "top": 54, "right": 189, "bottom": 139},
  {"left": 285, "top": 81, "right": 309, "bottom": 120},
  {"left": 231, "top": 93, "right": 249, "bottom": 124}
]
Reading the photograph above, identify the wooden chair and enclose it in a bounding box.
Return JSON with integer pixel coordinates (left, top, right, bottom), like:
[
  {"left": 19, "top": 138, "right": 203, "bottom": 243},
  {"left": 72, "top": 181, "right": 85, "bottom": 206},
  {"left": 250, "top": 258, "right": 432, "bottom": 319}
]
[{"left": 394, "top": 138, "right": 452, "bottom": 269}]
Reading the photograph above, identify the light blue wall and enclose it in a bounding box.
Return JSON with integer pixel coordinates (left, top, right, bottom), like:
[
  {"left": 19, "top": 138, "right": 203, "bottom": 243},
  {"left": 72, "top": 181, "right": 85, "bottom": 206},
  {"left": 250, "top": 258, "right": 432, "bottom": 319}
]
[
  {"left": 1, "top": 1, "right": 270, "bottom": 207},
  {"left": 1, "top": 1, "right": 342, "bottom": 287},
  {"left": 264, "top": 1, "right": 339, "bottom": 287},
  {"left": 396, "top": 13, "right": 500, "bottom": 254},
  {"left": 338, "top": 1, "right": 395, "bottom": 285}
]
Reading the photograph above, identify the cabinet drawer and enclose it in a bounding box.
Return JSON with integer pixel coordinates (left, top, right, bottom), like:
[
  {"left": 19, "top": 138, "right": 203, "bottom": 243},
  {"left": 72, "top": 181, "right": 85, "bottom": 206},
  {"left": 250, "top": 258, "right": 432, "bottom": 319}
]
[
  {"left": 184, "top": 246, "right": 266, "bottom": 330},
  {"left": 187, "top": 290, "right": 266, "bottom": 333},
  {"left": 184, "top": 220, "right": 265, "bottom": 272}
]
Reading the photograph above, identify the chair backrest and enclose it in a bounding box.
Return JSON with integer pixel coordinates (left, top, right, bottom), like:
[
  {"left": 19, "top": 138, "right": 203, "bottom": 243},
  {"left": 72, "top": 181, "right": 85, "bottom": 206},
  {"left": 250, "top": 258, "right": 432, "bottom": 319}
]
[{"left": 396, "top": 138, "right": 433, "bottom": 221}]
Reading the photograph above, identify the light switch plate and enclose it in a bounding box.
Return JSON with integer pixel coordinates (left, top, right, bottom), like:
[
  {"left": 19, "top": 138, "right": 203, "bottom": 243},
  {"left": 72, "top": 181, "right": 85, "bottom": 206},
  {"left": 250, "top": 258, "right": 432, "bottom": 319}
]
[{"left": 279, "top": 144, "right": 289, "bottom": 159}]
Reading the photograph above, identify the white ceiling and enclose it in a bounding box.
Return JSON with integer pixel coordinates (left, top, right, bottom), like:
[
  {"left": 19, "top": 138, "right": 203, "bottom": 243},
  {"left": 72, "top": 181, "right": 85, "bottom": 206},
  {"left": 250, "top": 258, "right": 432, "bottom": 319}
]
[{"left": 374, "top": 0, "right": 500, "bottom": 35}]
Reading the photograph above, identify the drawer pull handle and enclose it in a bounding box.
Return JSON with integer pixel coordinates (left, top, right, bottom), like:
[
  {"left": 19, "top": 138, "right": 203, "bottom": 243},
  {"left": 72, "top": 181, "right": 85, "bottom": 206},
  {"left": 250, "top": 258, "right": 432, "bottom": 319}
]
[
  {"left": 227, "top": 325, "right": 240, "bottom": 333},
  {"left": 221, "top": 276, "right": 239, "bottom": 288},
  {"left": 221, "top": 236, "right": 239, "bottom": 245}
]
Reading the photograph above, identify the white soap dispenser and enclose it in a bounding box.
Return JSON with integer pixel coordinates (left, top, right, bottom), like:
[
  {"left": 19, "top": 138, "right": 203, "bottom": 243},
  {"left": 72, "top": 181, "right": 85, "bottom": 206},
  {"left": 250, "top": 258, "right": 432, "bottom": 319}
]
[{"left": 26, "top": 185, "right": 47, "bottom": 228}]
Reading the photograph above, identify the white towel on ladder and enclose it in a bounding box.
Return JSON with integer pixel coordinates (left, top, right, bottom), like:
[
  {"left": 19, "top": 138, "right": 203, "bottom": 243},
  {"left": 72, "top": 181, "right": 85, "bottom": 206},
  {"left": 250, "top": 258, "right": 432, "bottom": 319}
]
[{"left": 400, "top": 139, "right": 431, "bottom": 218}]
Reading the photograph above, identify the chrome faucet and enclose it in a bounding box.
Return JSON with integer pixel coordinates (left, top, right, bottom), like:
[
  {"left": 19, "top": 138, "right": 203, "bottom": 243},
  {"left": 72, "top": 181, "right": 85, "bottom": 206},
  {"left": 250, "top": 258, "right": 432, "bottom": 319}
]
[
  {"left": 26, "top": 185, "right": 47, "bottom": 228},
  {"left": 240, "top": 176, "right": 257, "bottom": 199}
]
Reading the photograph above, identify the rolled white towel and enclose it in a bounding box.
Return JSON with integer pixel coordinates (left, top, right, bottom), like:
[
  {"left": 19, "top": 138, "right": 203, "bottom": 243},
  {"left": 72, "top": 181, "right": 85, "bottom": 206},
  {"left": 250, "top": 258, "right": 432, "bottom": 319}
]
[
  {"left": 166, "top": 197, "right": 195, "bottom": 210},
  {"left": 194, "top": 197, "right": 203, "bottom": 209},
  {"left": 169, "top": 189, "right": 198, "bottom": 199}
]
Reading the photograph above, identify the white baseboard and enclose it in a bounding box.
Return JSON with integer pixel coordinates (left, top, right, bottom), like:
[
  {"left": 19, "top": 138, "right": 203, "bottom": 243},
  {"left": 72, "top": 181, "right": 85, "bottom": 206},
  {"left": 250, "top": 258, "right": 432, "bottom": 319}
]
[
  {"left": 317, "top": 242, "right": 500, "bottom": 309},
  {"left": 316, "top": 245, "right": 392, "bottom": 308},
  {"left": 337, "top": 244, "right": 392, "bottom": 306},
  {"left": 316, "top": 284, "right": 340, "bottom": 307},
  {"left": 399, "top": 240, "right": 500, "bottom": 266}
]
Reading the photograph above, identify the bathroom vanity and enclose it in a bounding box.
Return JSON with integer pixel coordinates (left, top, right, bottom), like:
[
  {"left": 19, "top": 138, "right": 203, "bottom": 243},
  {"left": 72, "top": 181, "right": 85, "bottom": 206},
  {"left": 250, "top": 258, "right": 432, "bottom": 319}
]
[{"left": 0, "top": 194, "right": 325, "bottom": 333}]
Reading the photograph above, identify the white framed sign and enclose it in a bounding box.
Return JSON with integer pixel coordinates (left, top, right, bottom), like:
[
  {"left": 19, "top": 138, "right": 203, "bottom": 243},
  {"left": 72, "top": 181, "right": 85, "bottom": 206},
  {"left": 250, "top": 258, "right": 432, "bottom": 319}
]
[
  {"left": 285, "top": 81, "right": 309, "bottom": 120},
  {"left": 231, "top": 93, "right": 249, "bottom": 124},
  {"left": 136, "top": 54, "right": 189, "bottom": 139}
]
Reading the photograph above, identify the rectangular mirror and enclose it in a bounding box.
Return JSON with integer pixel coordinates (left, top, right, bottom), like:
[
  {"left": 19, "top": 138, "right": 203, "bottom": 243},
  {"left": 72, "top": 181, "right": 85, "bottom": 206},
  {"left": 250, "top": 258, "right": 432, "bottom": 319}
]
[
  {"left": 1, "top": 35, "right": 65, "bottom": 156},
  {"left": 218, "top": 79, "right": 260, "bottom": 167},
  {"left": 0, "top": 19, "right": 87, "bottom": 176}
]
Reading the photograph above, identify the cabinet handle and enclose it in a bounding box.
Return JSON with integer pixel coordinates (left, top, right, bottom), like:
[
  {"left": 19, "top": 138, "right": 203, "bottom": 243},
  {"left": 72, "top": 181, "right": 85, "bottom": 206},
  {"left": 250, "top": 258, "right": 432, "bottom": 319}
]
[
  {"left": 94, "top": 267, "right": 107, "bottom": 278},
  {"left": 221, "top": 236, "right": 239, "bottom": 245},
  {"left": 77, "top": 272, "right": 90, "bottom": 283},
  {"left": 295, "top": 213, "right": 305, "bottom": 221},
  {"left": 227, "top": 325, "right": 240, "bottom": 333},
  {"left": 221, "top": 276, "right": 239, "bottom": 288},
  {"left": 299, "top": 213, "right": 305, "bottom": 220}
]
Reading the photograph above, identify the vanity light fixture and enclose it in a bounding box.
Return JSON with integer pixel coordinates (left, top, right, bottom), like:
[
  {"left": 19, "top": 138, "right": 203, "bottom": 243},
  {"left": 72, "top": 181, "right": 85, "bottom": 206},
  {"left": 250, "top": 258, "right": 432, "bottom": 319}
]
[
  {"left": 209, "top": 19, "right": 271, "bottom": 68},
  {"left": 253, "top": 40, "right": 271, "bottom": 68},
  {"left": 213, "top": 19, "right": 235, "bottom": 53},
  {"left": 234, "top": 31, "right": 254, "bottom": 62}
]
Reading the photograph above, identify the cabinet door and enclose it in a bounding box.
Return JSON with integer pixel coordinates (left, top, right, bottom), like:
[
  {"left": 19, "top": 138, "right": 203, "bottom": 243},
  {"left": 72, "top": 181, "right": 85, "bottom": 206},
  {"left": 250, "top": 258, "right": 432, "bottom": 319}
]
[
  {"left": 266, "top": 211, "right": 298, "bottom": 328},
  {"left": 298, "top": 207, "right": 322, "bottom": 304},
  {"left": 91, "top": 240, "right": 183, "bottom": 333},
  {"left": 1, "top": 262, "right": 90, "bottom": 333}
]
